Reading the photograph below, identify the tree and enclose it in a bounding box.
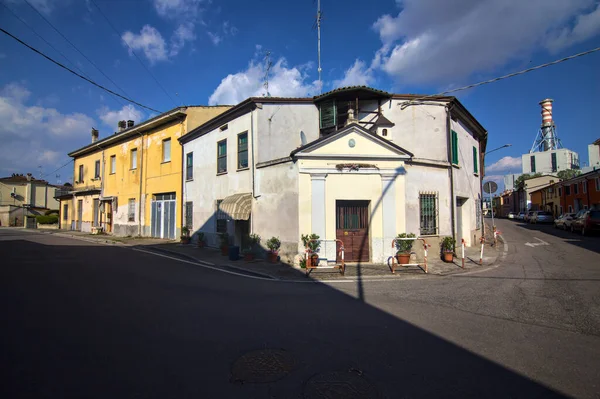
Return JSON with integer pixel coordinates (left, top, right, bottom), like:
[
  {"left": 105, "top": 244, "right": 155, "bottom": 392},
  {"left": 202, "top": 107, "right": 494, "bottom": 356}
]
[
  {"left": 557, "top": 169, "right": 581, "bottom": 180},
  {"left": 514, "top": 173, "right": 542, "bottom": 189}
]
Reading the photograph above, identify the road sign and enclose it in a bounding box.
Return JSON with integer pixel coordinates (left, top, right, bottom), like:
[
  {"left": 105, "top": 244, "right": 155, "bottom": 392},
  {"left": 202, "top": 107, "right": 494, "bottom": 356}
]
[{"left": 483, "top": 181, "right": 498, "bottom": 194}]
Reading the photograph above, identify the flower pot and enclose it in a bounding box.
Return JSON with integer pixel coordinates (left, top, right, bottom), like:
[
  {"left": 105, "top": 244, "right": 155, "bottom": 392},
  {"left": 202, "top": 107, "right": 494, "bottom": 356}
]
[
  {"left": 310, "top": 254, "right": 319, "bottom": 267},
  {"left": 221, "top": 246, "right": 228, "bottom": 256},
  {"left": 197, "top": 241, "right": 205, "bottom": 248},
  {"left": 443, "top": 251, "right": 454, "bottom": 263},
  {"left": 181, "top": 236, "right": 190, "bottom": 244},
  {"left": 268, "top": 251, "right": 278, "bottom": 263},
  {"left": 396, "top": 253, "right": 411, "bottom": 265},
  {"left": 244, "top": 253, "right": 254, "bottom": 261}
]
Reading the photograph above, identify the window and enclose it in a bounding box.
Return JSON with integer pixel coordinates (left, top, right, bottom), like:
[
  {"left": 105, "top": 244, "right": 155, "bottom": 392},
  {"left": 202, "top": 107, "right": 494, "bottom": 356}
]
[
  {"left": 565, "top": 185, "right": 571, "bottom": 195},
  {"left": 558, "top": 187, "right": 562, "bottom": 196},
  {"left": 551, "top": 152, "right": 557, "bottom": 172},
  {"left": 94, "top": 160, "right": 100, "bottom": 179},
  {"left": 162, "top": 138, "right": 171, "bottom": 163},
  {"left": 473, "top": 146, "right": 478, "bottom": 174},
  {"left": 319, "top": 100, "right": 337, "bottom": 129},
  {"left": 110, "top": 155, "right": 116, "bottom": 174},
  {"left": 451, "top": 130, "right": 459, "bottom": 165},
  {"left": 130, "top": 148, "right": 137, "bottom": 170},
  {"left": 128, "top": 199, "right": 135, "bottom": 222},
  {"left": 596, "top": 178, "right": 600, "bottom": 191},
  {"left": 560, "top": 206, "right": 563, "bottom": 215},
  {"left": 573, "top": 183, "right": 579, "bottom": 195},
  {"left": 186, "top": 152, "right": 193, "bottom": 181},
  {"left": 583, "top": 181, "right": 587, "bottom": 194},
  {"left": 217, "top": 139, "right": 227, "bottom": 173},
  {"left": 185, "top": 201, "right": 193, "bottom": 230},
  {"left": 419, "top": 192, "right": 438, "bottom": 235},
  {"left": 530, "top": 155, "right": 536, "bottom": 173},
  {"left": 237, "top": 132, "right": 248, "bottom": 169},
  {"left": 216, "top": 200, "right": 227, "bottom": 233},
  {"left": 568, "top": 205, "right": 573, "bottom": 213},
  {"left": 78, "top": 164, "right": 83, "bottom": 182},
  {"left": 63, "top": 204, "right": 68, "bottom": 221},
  {"left": 382, "top": 128, "right": 388, "bottom": 137}
]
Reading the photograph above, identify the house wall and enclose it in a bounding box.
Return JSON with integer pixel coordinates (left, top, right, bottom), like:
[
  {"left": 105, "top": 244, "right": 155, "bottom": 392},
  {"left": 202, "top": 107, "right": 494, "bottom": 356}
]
[
  {"left": 588, "top": 143, "right": 600, "bottom": 170},
  {"left": 68, "top": 151, "right": 103, "bottom": 232},
  {"left": 561, "top": 173, "right": 600, "bottom": 212},
  {"left": 522, "top": 149, "right": 580, "bottom": 174}
]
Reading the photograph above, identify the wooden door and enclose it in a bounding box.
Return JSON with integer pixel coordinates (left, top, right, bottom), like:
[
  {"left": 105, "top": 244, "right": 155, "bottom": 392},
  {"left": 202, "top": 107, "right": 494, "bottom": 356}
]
[{"left": 336, "top": 200, "right": 370, "bottom": 262}]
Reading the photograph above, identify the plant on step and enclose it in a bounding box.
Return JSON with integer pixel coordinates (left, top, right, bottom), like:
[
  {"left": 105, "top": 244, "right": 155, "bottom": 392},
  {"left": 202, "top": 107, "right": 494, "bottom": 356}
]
[
  {"left": 440, "top": 236, "right": 455, "bottom": 253},
  {"left": 248, "top": 233, "right": 261, "bottom": 246},
  {"left": 196, "top": 232, "right": 205, "bottom": 247},
  {"left": 299, "top": 257, "right": 307, "bottom": 269},
  {"left": 181, "top": 226, "right": 190, "bottom": 237},
  {"left": 266, "top": 237, "right": 281, "bottom": 253},
  {"left": 301, "top": 233, "right": 321, "bottom": 253},
  {"left": 395, "top": 233, "right": 416, "bottom": 254}
]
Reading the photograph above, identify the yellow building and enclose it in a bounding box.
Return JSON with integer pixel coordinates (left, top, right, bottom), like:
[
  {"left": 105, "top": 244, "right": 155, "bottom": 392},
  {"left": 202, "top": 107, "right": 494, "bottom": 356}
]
[
  {"left": 1, "top": 173, "right": 60, "bottom": 227},
  {"left": 60, "top": 106, "right": 230, "bottom": 238}
]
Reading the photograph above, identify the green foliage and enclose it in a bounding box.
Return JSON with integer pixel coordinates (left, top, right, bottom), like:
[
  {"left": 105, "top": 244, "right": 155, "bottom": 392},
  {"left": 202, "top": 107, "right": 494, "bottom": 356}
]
[
  {"left": 514, "top": 173, "right": 542, "bottom": 188},
  {"left": 44, "top": 209, "right": 59, "bottom": 216},
  {"left": 299, "top": 257, "right": 307, "bottom": 269},
  {"left": 441, "top": 236, "right": 456, "bottom": 252},
  {"left": 395, "top": 233, "right": 416, "bottom": 254},
  {"left": 557, "top": 169, "right": 581, "bottom": 180},
  {"left": 301, "top": 233, "right": 320, "bottom": 252},
  {"left": 248, "top": 233, "right": 261, "bottom": 245},
  {"left": 266, "top": 236, "right": 281, "bottom": 252},
  {"left": 36, "top": 215, "right": 58, "bottom": 224},
  {"left": 181, "top": 226, "right": 190, "bottom": 237},
  {"left": 196, "top": 232, "right": 204, "bottom": 242}
]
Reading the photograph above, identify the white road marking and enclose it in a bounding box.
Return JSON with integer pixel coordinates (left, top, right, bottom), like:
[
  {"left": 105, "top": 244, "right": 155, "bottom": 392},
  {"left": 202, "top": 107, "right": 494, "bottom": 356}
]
[{"left": 525, "top": 237, "right": 549, "bottom": 247}]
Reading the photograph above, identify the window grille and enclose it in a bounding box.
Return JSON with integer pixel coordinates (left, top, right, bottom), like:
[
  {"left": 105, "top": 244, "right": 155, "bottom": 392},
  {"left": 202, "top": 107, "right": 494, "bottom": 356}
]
[{"left": 419, "top": 192, "right": 438, "bottom": 235}]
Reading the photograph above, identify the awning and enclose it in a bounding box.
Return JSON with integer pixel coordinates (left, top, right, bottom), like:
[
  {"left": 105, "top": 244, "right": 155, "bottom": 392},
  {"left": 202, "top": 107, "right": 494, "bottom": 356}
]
[{"left": 219, "top": 193, "right": 252, "bottom": 220}]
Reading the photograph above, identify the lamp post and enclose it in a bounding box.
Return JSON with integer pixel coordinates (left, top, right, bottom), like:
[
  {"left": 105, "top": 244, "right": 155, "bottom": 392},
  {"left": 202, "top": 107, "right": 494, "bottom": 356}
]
[{"left": 485, "top": 144, "right": 512, "bottom": 156}]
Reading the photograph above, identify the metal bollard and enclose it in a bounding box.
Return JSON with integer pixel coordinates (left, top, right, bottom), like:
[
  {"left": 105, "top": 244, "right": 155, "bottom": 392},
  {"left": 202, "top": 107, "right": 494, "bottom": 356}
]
[{"left": 461, "top": 238, "right": 465, "bottom": 269}]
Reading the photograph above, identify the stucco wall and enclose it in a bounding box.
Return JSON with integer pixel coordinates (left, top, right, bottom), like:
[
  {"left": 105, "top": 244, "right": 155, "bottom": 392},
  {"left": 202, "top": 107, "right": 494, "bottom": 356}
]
[{"left": 522, "top": 149, "right": 579, "bottom": 174}]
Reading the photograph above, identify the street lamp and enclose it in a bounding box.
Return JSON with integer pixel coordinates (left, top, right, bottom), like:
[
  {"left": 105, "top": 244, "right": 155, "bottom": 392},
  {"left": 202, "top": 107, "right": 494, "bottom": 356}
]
[{"left": 485, "top": 144, "right": 512, "bottom": 156}]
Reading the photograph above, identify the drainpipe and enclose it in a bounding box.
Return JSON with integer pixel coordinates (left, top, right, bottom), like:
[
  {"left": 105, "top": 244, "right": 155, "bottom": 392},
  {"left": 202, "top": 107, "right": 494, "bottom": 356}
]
[
  {"left": 137, "top": 132, "right": 144, "bottom": 236},
  {"left": 445, "top": 104, "right": 456, "bottom": 245},
  {"left": 250, "top": 107, "right": 260, "bottom": 234}
]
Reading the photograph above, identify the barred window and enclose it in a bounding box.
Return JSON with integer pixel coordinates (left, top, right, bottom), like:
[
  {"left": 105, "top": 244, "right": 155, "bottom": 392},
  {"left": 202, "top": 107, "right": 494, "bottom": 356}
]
[
  {"left": 128, "top": 199, "right": 135, "bottom": 222},
  {"left": 419, "top": 192, "right": 438, "bottom": 235},
  {"left": 216, "top": 200, "right": 227, "bottom": 233},
  {"left": 185, "top": 201, "right": 193, "bottom": 230},
  {"left": 475, "top": 198, "right": 482, "bottom": 229}
]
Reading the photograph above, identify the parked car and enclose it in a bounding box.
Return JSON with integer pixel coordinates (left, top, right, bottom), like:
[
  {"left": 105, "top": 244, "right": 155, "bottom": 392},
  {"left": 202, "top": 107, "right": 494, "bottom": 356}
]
[
  {"left": 554, "top": 213, "right": 576, "bottom": 229},
  {"left": 571, "top": 210, "right": 600, "bottom": 235},
  {"left": 531, "top": 211, "right": 553, "bottom": 224},
  {"left": 524, "top": 211, "right": 535, "bottom": 223},
  {"left": 508, "top": 212, "right": 517, "bottom": 220},
  {"left": 517, "top": 212, "right": 526, "bottom": 220}
]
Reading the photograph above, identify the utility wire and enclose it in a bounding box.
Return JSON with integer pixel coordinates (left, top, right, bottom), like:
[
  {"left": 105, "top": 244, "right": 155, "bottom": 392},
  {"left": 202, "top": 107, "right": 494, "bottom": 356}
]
[
  {"left": 89, "top": 0, "right": 179, "bottom": 107},
  {"left": 22, "top": 0, "right": 132, "bottom": 106},
  {"left": 401, "top": 46, "right": 600, "bottom": 108},
  {"left": 0, "top": 27, "right": 162, "bottom": 113},
  {"left": 42, "top": 159, "right": 73, "bottom": 180}
]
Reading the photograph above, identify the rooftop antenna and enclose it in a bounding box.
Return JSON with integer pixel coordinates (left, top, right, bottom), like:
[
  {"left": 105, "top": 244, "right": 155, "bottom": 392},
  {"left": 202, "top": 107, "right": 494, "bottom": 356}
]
[
  {"left": 56, "top": 174, "right": 61, "bottom": 185},
  {"left": 263, "top": 51, "right": 272, "bottom": 97},
  {"left": 314, "top": 0, "right": 323, "bottom": 93},
  {"left": 38, "top": 165, "right": 42, "bottom": 179}
]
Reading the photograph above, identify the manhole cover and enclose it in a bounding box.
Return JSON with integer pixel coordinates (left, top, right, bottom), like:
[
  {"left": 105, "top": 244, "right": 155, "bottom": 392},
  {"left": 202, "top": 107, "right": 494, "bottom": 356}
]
[
  {"left": 231, "top": 349, "right": 295, "bottom": 383},
  {"left": 303, "top": 370, "right": 379, "bottom": 399}
]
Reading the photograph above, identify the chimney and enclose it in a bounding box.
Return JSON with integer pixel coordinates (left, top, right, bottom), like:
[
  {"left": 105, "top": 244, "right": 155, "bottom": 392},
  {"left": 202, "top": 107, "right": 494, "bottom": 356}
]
[
  {"left": 91, "top": 128, "right": 99, "bottom": 143},
  {"left": 539, "top": 98, "right": 553, "bottom": 127},
  {"left": 127, "top": 120, "right": 135, "bottom": 128},
  {"left": 118, "top": 120, "right": 127, "bottom": 132}
]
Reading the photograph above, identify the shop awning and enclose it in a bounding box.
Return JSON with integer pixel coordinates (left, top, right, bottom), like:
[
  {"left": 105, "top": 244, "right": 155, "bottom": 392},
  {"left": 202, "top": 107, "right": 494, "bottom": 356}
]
[{"left": 219, "top": 193, "right": 252, "bottom": 220}]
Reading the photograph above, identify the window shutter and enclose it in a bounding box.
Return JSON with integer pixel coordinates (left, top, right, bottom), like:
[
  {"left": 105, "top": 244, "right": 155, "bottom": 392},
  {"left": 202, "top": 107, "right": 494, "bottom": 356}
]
[
  {"left": 473, "top": 146, "right": 478, "bottom": 174},
  {"left": 319, "top": 100, "right": 336, "bottom": 128},
  {"left": 451, "top": 130, "right": 458, "bottom": 165}
]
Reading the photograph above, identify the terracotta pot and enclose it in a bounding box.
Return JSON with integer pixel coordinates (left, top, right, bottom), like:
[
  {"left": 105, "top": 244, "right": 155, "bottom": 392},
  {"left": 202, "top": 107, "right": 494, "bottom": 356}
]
[
  {"left": 310, "top": 254, "right": 319, "bottom": 267},
  {"left": 197, "top": 241, "right": 205, "bottom": 248},
  {"left": 268, "top": 251, "right": 278, "bottom": 263},
  {"left": 221, "top": 246, "right": 228, "bottom": 256},
  {"left": 443, "top": 251, "right": 454, "bottom": 263},
  {"left": 181, "top": 237, "right": 190, "bottom": 244},
  {"left": 396, "top": 253, "right": 411, "bottom": 265},
  {"left": 244, "top": 253, "right": 254, "bottom": 261}
]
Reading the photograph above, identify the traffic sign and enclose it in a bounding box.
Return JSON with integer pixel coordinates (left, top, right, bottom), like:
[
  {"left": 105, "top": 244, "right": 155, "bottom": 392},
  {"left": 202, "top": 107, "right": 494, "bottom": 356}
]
[{"left": 483, "top": 181, "right": 498, "bottom": 194}]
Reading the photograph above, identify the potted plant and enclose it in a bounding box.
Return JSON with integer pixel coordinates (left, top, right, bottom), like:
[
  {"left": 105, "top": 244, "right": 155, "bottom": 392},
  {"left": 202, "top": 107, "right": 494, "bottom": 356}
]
[
  {"left": 181, "top": 226, "right": 191, "bottom": 244},
  {"left": 301, "top": 233, "right": 321, "bottom": 267},
  {"left": 242, "top": 247, "right": 255, "bottom": 261},
  {"left": 219, "top": 232, "right": 229, "bottom": 256},
  {"left": 440, "top": 236, "right": 456, "bottom": 262},
  {"left": 266, "top": 236, "right": 281, "bottom": 263},
  {"left": 196, "top": 232, "right": 205, "bottom": 248},
  {"left": 395, "top": 233, "right": 416, "bottom": 265}
]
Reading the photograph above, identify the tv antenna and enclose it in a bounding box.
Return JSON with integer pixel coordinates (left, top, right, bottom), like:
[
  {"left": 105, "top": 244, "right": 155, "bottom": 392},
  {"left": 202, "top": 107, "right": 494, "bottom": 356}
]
[
  {"left": 313, "top": 0, "right": 323, "bottom": 93},
  {"left": 263, "top": 51, "right": 272, "bottom": 97},
  {"left": 38, "top": 165, "right": 42, "bottom": 179},
  {"left": 56, "top": 174, "right": 61, "bottom": 184}
]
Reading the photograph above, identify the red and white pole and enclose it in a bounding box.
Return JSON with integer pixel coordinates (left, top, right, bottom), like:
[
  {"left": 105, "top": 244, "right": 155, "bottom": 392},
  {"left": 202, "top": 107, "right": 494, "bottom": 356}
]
[
  {"left": 461, "top": 238, "right": 465, "bottom": 269},
  {"left": 479, "top": 236, "right": 485, "bottom": 265}
]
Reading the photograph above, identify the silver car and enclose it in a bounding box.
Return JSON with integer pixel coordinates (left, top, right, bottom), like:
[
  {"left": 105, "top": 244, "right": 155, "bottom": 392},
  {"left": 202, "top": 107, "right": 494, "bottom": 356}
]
[
  {"left": 532, "top": 211, "right": 553, "bottom": 224},
  {"left": 554, "top": 213, "right": 576, "bottom": 229}
]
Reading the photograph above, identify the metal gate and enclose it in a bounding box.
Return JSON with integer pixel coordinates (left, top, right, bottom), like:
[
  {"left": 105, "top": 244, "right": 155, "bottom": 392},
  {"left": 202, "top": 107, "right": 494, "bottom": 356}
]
[
  {"left": 335, "top": 200, "right": 370, "bottom": 262},
  {"left": 151, "top": 193, "right": 176, "bottom": 239}
]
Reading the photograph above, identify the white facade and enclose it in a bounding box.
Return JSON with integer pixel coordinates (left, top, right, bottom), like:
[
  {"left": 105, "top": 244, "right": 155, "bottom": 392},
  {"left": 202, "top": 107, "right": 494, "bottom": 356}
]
[
  {"left": 582, "top": 142, "right": 600, "bottom": 173},
  {"left": 522, "top": 148, "right": 580, "bottom": 174},
  {"left": 181, "top": 88, "right": 486, "bottom": 264}
]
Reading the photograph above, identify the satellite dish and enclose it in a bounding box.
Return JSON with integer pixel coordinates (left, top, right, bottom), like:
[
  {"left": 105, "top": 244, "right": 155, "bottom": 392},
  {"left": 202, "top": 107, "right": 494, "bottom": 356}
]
[
  {"left": 300, "top": 131, "right": 307, "bottom": 146},
  {"left": 483, "top": 181, "right": 498, "bottom": 194}
]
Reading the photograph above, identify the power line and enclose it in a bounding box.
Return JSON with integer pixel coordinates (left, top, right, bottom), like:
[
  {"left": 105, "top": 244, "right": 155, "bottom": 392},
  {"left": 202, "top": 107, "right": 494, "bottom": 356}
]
[
  {"left": 88, "top": 0, "right": 179, "bottom": 107},
  {"left": 41, "top": 159, "right": 73, "bottom": 179},
  {"left": 0, "top": 27, "right": 162, "bottom": 113},
  {"left": 402, "top": 46, "right": 600, "bottom": 108},
  {"left": 22, "top": 0, "right": 132, "bottom": 107}
]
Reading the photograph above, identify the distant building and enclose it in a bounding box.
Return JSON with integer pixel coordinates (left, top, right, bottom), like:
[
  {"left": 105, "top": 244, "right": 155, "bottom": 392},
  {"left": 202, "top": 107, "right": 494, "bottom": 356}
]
[
  {"left": 0, "top": 173, "right": 59, "bottom": 226},
  {"left": 503, "top": 173, "right": 521, "bottom": 190},
  {"left": 581, "top": 138, "right": 600, "bottom": 173},
  {"left": 521, "top": 148, "right": 579, "bottom": 175}
]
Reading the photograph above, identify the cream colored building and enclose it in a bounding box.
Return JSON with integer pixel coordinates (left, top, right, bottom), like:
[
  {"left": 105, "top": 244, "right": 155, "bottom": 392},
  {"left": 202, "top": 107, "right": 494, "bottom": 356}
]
[
  {"left": 180, "top": 87, "right": 487, "bottom": 264},
  {"left": 0, "top": 173, "right": 59, "bottom": 226}
]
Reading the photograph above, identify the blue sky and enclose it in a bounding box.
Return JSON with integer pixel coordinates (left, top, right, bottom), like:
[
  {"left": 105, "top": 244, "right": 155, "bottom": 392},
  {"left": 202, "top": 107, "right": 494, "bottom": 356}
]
[{"left": 1, "top": 0, "right": 599, "bottom": 190}]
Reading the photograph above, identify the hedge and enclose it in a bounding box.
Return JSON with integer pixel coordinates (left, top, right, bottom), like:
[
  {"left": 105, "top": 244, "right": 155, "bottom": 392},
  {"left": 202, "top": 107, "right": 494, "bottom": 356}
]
[{"left": 36, "top": 215, "right": 59, "bottom": 225}]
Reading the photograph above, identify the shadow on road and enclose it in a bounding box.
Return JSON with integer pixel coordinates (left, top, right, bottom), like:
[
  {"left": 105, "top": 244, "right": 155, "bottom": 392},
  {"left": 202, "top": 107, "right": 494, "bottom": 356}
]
[
  {"left": 1, "top": 236, "right": 569, "bottom": 398},
  {"left": 510, "top": 221, "right": 600, "bottom": 254}
]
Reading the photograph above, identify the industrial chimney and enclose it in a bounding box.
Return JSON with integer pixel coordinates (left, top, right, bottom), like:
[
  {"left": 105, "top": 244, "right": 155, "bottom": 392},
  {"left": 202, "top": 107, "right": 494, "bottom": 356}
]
[
  {"left": 118, "top": 120, "right": 126, "bottom": 132},
  {"left": 91, "top": 128, "right": 99, "bottom": 143},
  {"left": 539, "top": 98, "right": 557, "bottom": 151},
  {"left": 127, "top": 120, "right": 134, "bottom": 128}
]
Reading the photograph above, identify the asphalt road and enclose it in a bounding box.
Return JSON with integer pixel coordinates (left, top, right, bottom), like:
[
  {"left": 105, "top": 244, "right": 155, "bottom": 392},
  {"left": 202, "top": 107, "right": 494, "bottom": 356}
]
[{"left": 1, "top": 222, "right": 599, "bottom": 398}]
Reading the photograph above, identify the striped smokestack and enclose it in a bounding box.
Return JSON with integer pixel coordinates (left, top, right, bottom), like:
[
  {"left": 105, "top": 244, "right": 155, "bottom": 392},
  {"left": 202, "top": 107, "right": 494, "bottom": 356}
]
[{"left": 540, "top": 98, "right": 554, "bottom": 127}]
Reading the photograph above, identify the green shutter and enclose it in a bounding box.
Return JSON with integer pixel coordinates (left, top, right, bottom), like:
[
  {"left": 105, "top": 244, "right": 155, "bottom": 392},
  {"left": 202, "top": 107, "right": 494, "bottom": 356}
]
[
  {"left": 451, "top": 130, "right": 458, "bottom": 165},
  {"left": 319, "top": 100, "right": 336, "bottom": 128},
  {"left": 473, "top": 146, "right": 478, "bottom": 174}
]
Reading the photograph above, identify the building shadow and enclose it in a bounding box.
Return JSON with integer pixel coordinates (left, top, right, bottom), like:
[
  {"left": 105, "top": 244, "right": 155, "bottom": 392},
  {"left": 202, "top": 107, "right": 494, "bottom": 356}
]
[
  {"left": 0, "top": 234, "right": 572, "bottom": 398},
  {"left": 512, "top": 221, "right": 600, "bottom": 254}
]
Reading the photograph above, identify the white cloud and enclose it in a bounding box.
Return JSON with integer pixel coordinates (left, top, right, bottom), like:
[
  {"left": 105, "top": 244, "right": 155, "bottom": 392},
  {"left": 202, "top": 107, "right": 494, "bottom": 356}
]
[
  {"left": 170, "top": 22, "right": 196, "bottom": 56},
  {"left": 371, "top": 0, "right": 599, "bottom": 85},
  {"left": 207, "top": 32, "right": 222, "bottom": 46},
  {"left": 333, "top": 59, "right": 375, "bottom": 88},
  {"left": 207, "top": 21, "right": 238, "bottom": 46},
  {"left": 485, "top": 156, "right": 522, "bottom": 173},
  {"left": 546, "top": 3, "right": 600, "bottom": 52},
  {"left": 208, "top": 58, "right": 321, "bottom": 105},
  {"left": 153, "top": 0, "right": 205, "bottom": 19},
  {"left": 0, "top": 83, "right": 95, "bottom": 176},
  {"left": 122, "top": 25, "right": 168, "bottom": 64},
  {"left": 97, "top": 104, "right": 144, "bottom": 130}
]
